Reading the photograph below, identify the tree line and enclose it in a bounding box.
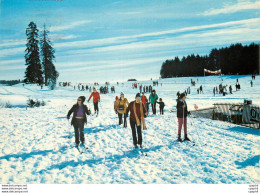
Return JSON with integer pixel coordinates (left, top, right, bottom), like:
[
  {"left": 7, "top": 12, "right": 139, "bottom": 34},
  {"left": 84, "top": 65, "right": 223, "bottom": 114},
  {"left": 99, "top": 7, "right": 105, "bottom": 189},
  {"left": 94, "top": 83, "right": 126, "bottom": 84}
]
[
  {"left": 24, "top": 22, "right": 59, "bottom": 89},
  {"left": 160, "top": 43, "right": 259, "bottom": 78},
  {"left": 0, "top": 80, "right": 21, "bottom": 86}
]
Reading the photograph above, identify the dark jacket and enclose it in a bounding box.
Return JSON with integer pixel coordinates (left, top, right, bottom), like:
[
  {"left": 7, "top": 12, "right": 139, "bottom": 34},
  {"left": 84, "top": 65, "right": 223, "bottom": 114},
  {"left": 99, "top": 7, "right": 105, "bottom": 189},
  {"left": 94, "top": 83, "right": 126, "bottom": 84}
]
[
  {"left": 177, "top": 99, "right": 188, "bottom": 118},
  {"left": 157, "top": 101, "right": 165, "bottom": 109},
  {"left": 126, "top": 101, "right": 147, "bottom": 122},
  {"left": 67, "top": 104, "right": 90, "bottom": 125}
]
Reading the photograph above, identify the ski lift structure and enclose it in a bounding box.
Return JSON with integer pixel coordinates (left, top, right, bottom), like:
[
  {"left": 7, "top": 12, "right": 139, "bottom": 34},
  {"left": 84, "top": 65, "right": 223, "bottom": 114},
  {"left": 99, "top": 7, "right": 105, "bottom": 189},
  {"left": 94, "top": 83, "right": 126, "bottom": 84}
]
[{"left": 191, "top": 100, "right": 260, "bottom": 129}]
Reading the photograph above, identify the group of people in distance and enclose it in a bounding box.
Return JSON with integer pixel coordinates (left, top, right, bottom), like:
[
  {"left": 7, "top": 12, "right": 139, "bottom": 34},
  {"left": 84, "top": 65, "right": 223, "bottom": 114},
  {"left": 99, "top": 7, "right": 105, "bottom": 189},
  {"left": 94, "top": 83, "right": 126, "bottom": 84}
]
[{"left": 67, "top": 87, "right": 189, "bottom": 150}]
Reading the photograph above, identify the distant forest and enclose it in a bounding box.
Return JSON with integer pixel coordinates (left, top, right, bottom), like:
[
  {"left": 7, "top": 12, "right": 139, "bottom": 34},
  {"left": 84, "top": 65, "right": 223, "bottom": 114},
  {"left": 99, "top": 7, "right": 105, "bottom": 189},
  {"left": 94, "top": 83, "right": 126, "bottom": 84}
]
[{"left": 160, "top": 43, "right": 259, "bottom": 78}]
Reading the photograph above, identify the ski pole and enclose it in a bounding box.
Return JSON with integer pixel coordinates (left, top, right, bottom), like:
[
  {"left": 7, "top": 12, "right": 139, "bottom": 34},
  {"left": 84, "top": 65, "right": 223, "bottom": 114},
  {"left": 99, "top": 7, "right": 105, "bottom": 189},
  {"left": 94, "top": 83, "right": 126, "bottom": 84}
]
[
  {"left": 67, "top": 119, "right": 72, "bottom": 139},
  {"left": 189, "top": 114, "right": 207, "bottom": 146}
]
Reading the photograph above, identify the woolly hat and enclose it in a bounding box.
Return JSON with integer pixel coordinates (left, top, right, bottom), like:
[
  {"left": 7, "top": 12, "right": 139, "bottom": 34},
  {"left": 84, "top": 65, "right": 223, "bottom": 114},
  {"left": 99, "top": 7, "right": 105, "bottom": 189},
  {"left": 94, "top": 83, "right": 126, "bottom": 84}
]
[
  {"left": 115, "top": 96, "right": 119, "bottom": 100},
  {"left": 135, "top": 93, "right": 141, "bottom": 98},
  {"left": 78, "top": 96, "right": 86, "bottom": 103},
  {"left": 180, "top": 93, "right": 186, "bottom": 99}
]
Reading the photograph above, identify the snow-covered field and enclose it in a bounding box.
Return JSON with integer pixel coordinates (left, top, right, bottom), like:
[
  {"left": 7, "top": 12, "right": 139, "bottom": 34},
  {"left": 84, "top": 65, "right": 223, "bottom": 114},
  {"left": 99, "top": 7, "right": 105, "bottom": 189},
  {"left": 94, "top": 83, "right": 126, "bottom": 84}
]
[{"left": 0, "top": 75, "right": 259, "bottom": 184}]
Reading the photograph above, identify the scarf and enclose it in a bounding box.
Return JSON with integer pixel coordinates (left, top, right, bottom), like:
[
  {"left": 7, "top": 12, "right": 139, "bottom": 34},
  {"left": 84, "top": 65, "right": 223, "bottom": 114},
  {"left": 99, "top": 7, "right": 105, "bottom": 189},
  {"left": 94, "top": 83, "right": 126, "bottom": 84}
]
[{"left": 133, "top": 102, "right": 147, "bottom": 130}]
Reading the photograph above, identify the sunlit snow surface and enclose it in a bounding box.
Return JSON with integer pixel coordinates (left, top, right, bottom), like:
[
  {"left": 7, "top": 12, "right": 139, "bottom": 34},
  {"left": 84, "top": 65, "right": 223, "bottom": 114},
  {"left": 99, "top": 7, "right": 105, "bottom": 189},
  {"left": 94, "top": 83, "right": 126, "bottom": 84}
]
[{"left": 0, "top": 75, "right": 259, "bottom": 184}]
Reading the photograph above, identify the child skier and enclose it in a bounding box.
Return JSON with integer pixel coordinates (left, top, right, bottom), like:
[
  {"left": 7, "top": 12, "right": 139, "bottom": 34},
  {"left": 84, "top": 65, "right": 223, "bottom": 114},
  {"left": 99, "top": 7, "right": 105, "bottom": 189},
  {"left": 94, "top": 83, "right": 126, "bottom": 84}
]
[
  {"left": 88, "top": 88, "right": 100, "bottom": 116},
  {"left": 157, "top": 98, "right": 165, "bottom": 115}
]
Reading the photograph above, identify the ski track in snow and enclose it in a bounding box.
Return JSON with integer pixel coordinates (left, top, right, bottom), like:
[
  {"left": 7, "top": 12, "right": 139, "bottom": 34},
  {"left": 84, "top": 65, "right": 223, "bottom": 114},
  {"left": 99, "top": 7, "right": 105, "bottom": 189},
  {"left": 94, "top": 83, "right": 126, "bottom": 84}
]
[{"left": 0, "top": 75, "right": 259, "bottom": 184}]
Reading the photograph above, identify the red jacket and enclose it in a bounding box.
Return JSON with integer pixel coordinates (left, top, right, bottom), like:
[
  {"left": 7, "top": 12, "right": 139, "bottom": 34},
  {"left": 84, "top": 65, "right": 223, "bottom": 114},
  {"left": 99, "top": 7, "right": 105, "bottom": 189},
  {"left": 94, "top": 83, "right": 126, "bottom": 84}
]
[
  {"left": 141, "top": 95, "right": 148, "bottom": 104},
  {"left": 88, "top": 92, "right": 100, "bottom": 103},
  {"left": 126, "top": 101, "right": 147, "bottom": 122}
]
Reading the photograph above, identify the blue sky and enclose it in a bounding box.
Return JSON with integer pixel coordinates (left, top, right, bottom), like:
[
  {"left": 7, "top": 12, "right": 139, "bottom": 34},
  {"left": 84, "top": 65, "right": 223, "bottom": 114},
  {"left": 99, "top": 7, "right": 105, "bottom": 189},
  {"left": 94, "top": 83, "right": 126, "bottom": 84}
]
[{"left": 0, "top": 0, "right": 259, "bottom": 83}]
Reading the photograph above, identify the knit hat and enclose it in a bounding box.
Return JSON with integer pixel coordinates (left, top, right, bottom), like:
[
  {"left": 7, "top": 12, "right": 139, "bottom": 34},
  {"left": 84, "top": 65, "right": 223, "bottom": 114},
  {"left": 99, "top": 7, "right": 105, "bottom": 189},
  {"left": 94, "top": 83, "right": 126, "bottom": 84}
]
[
  {"left": 78, "top": 96, "right": 86, "bottom": 103},
  {"left": 180, "top": 93, "right": 186, "bottom": 99},
  {"left": 115, "top": 96, "right": 119, "bottom": 100},
  {"left": 135, "top": 93, "right": 141, "bottom": 98}
]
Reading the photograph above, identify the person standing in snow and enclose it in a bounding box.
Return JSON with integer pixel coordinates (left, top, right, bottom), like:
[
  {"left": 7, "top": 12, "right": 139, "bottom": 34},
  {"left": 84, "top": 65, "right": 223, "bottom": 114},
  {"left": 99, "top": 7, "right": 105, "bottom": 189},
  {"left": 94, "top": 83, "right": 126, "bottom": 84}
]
[
  {"left": 114, "top": 96, "right": 119, "bottom": 114},
  {"left": 229, "top": 85, "right": 232, "bottom": 94},
  {"left": 67, "top": 96, "right": 90, "bottom": 147},
  {"left": 114, "top": 93, "right": 129, "bottom": 127},
  {"left": 250, "top": 80, "right": 253, "bottom": 87},
  {"left": 157, "top": 98, "right": 165, "bottom": 115},
  {"left": 176, "top": 91, "right": 180, "bottom": 99},
  {"left": 141, "top": 92, "right": 149, "bottom": 114},
  {"left": 149, "top": 90, "right": 158, "bottom": 115},
  {"left": 126, "top": 93, "right": 147, "bottom": 149},
  {"left": 88, "top": 88, "right": 100, "bottom": 116},
  {"left": 177, "top": 93, "right": 190, "bottom": 142}
]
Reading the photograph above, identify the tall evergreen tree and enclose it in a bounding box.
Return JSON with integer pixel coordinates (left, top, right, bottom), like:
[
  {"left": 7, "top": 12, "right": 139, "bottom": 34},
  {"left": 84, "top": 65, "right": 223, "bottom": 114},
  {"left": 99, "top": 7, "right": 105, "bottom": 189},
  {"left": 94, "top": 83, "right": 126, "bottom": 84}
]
[
  {"left": 24, "top": 22, "right": 43, "bottom": 85},
  {"left": 40, "top": 24, "right": 59, "bottom": 89}
]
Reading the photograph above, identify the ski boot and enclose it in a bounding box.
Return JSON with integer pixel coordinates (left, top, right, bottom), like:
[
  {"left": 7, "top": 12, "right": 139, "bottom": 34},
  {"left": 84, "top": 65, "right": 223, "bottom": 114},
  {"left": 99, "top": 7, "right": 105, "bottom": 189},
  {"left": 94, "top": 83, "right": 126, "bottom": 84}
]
[
  {"left": 184, "top": 134, "right": 191, "bottom": 141},
  {"left": 177, "top": 134, "right": 183, "bottom": 142}
]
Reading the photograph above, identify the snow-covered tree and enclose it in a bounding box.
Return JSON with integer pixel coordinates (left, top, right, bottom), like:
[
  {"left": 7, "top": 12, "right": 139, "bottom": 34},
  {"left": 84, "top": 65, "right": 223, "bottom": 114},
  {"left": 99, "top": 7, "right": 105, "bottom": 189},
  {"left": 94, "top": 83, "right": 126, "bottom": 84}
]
[
  {"left": 40, "top": 24, "right": 59, "bottom": 89},
  {"left": 24, "top": 22, "right": 43, "bottom": 85}
]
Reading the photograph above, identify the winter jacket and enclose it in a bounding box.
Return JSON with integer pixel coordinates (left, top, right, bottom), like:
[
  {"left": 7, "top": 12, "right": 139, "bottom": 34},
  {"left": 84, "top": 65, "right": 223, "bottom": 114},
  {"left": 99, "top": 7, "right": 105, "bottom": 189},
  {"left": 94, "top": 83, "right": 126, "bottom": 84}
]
[
  {"left": 88, "top": 92, "right": 100, "bottom": 103},
  {"left": 126, "top": 101, "right": 147, "bottom": 122},
  {"left": 157, "top": 101, "right": 165, "bottom": 109},
  {"left": 149, "top": 94, "right": 158, "bottom": 104},
  {"left": 177, "top": 99, "right": 188, "bottom": 118},
  {"left": 114, "top": 98, "right": 129, "bottom": 114},
  {"left": 67, "top": 104, "right": 90, "bottom": 125},
  {"left": 141, "top": 95, "right": 148, "bottom": 104}
]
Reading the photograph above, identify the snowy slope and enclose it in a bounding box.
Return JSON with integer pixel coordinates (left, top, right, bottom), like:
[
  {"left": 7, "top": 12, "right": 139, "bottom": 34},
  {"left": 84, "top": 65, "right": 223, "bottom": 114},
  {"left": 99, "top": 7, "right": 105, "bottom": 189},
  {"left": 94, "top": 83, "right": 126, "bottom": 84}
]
[{"left": 0, "top": 75, "right": 259, "bottom": 184}]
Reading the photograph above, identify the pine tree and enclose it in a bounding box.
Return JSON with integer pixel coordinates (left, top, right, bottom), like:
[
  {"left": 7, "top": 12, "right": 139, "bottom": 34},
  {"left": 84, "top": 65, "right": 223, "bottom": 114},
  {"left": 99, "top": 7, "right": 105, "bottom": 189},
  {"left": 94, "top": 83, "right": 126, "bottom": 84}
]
[
  {"left": 40, "top": 24, "right": 59, "bottom": 89},
  {"left": 24, "top": 22, "right": 43, "bottom": 85}
]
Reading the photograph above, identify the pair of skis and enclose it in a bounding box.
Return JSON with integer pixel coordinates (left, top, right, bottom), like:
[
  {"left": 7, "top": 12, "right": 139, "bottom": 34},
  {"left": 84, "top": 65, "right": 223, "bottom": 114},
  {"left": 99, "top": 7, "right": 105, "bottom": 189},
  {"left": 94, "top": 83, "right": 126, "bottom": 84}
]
[
  {"left": 75, "top": 143, "right": 95, "bottom": 154},
  {"left": 134, "top": 147, "right": 148, "bottom": 156}
]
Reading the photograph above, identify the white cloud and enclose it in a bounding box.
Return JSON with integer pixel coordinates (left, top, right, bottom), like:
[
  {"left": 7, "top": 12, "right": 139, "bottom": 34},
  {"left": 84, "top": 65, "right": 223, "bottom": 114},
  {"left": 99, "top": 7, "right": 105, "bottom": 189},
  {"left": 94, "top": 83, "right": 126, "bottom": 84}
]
[
  {"left": 53, "top": 17, "right": 260, "bottom": 50},
  {"left": 1, "top": 18, "right": 259, "bottom": 59},
  {"left": 0, "top": 47, "right": 25, "bottom": 58},
  {"left": 0, "top": 59, "right": 24, "bottom": 66},
  {"left": 0, "top": 39, "right": 26, "bottom": 48},
  {"left": 201, "top": 0, "right": 260, "bottom": 16},
  {"left": 48, "top": 20, "right": 92, "bottom": 32},
  {"left": 58, "top": 22, "right": 260, "bottom": 56}
]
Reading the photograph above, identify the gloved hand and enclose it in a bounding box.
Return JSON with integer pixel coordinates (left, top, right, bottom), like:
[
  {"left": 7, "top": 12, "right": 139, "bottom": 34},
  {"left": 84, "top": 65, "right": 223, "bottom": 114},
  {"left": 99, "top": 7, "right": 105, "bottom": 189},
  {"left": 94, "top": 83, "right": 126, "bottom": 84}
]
[
  {"left": 67, "top": 116, "right": 70, "bottom": 119},
  {"left": 188, "top": 111, "right": 191, "bottom": 115},
  {"left": 115, "top": 110, "right": 118, "bottom": 114}
]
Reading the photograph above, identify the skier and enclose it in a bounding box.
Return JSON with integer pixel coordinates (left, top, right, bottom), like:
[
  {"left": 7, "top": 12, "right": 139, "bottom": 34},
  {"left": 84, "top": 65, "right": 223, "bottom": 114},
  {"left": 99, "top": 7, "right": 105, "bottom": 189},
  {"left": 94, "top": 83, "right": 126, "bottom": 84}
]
[
  {"left": 126, "top": 93, "right": 147, "bottom": 149},
  {"left": 114, "top": 93, "right": 129, "bottom": 127},
  {"left": 177, "top": 93, "right": 190, "bottom": 142},
  {"left": 141, "top": 92, "right": 149, "bottom": 114},
  {"left": 251, "top": 80, "right": 253, "bottom": 87},
  {"left": 157, "top": 98, "right": 165, "bottom": 115},
  {"left": 67, "top": 96, "right": 90, "bottom": 148},
  {"left": 149, "top": 90, "right": 158, "bottom": 115},
  {"left": 176, "top": 91, "right": 180, "bottom": 99},
  {"left": 200, "top": 85, "right": 203, "bottom": 94},
  {"left": 229, "top": 85, "right": 232, "bottom": 94},
  {"left": 114, "top": 96, "right": 119, "bottom": 114},
  {"left": 88, "top": 88, "right": 100, "bottom": 116}
]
